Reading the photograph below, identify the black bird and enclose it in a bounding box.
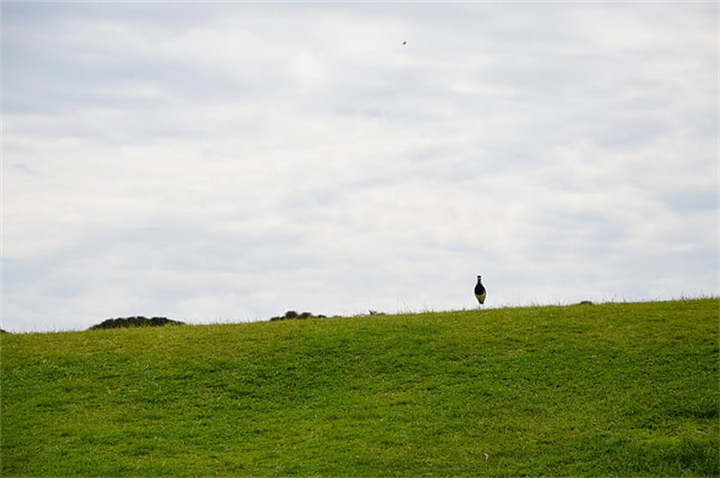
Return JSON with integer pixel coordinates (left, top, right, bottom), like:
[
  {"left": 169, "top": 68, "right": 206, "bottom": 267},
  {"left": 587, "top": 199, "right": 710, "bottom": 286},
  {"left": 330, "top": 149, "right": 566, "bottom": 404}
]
[{"left": 474, "top": 275, "right": 486, "bottom": 305}]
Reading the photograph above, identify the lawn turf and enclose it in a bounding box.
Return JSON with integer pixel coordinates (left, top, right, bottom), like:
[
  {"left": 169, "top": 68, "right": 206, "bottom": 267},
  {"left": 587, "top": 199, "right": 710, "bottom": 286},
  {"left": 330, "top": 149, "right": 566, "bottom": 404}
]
[{"left": 2, "top": 299, "right": 718, "bottom": 476}]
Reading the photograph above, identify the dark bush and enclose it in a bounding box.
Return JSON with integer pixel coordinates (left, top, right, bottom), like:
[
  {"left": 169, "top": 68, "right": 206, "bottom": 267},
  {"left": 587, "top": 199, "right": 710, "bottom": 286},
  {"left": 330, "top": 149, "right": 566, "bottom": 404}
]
[
  {"left": 89, "top": 316, "right": 185, "bottom": 330},
  {"left": 269, "top": 311, "right": 327, "bottom": 322}
]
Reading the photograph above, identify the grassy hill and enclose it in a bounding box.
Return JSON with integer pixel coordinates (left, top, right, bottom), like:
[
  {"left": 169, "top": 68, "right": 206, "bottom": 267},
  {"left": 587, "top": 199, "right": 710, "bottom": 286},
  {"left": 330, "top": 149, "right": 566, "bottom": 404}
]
[{"left": 2, "top": 299, "right": 718, "bottom": 477}]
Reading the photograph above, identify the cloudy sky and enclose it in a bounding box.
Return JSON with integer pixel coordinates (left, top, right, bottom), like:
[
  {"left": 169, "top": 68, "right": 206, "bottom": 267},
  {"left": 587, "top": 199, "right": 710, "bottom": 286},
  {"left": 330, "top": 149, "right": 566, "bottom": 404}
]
[{"left": 3, "top": 1, "right": 718, "bottom": 332}]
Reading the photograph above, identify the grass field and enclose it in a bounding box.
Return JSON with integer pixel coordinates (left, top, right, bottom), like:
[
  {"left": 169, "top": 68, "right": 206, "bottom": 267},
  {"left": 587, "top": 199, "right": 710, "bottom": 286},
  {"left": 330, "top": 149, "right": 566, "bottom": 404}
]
[{"left": 2, "top": 299, "right": 718, "bottom": 477}]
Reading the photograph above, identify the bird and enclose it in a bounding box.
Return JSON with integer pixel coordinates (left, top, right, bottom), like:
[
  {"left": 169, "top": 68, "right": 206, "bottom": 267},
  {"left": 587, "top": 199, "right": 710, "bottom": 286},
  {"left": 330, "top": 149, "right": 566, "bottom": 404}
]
[
  {"left": 474, "top": 275, "right": 486, "bottom": 306},
  {"left": 402, "top": 41, "right": 407, "bottom": 45}
]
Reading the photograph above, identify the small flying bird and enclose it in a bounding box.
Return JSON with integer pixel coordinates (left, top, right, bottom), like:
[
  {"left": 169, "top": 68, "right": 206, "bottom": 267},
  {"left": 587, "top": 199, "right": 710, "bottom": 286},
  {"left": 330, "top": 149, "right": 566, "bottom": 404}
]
[
  {"left": 474, "top": 275, "right": 486, "bottom": 306},
  {"left": 402, "top": 41, "right": 407, "bottom": 45}
]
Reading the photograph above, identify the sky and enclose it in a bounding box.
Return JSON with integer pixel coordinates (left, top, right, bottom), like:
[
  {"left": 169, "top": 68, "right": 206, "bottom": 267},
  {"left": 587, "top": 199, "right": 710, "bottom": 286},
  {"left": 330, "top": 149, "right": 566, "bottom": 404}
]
[{"left": 2, "top": 1, "right": 718, "bottom": 332}]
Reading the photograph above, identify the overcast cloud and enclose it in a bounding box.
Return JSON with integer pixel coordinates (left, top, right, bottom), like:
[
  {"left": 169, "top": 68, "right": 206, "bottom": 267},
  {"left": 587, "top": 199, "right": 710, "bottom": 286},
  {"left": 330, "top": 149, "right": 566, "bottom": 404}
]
[{"left": 2, "top": 2, "right": 717, "bottom": 332}]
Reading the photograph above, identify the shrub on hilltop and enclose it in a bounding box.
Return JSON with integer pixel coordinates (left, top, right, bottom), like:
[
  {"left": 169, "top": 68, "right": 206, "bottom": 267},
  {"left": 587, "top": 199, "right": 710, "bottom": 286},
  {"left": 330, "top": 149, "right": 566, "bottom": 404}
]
[
  {"left": 88, "top": 316, "right": 185, "bottom": 330},
  {"left": 270, "top": 311, "right": 327, "bottom": 322}
]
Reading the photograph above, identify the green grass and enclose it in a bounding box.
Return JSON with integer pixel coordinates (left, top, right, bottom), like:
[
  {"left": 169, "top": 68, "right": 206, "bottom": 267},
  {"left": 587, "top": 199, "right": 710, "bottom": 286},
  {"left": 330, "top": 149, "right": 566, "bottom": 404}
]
[{"left": 2, "top": 299, "right": 718, "bottom": 477}]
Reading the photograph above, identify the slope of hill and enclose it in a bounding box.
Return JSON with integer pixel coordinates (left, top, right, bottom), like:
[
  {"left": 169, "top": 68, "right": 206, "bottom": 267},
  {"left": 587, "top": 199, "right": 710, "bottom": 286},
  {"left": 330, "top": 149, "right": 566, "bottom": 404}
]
[{"left": 2, "top": 299, "right": 718, "bottom": 477}]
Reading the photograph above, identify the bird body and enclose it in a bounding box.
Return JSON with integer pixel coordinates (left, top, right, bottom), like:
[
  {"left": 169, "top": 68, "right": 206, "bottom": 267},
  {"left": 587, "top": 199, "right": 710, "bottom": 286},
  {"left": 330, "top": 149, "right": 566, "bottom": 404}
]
[{"left": 474, "top": 275, "right": 486, "bottom": 305}]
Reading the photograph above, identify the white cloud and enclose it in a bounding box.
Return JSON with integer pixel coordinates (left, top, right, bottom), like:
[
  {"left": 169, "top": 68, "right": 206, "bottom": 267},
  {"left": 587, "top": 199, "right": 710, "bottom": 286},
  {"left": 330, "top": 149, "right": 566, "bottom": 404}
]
[{"left": 2, "top": 2, "right": 717, "bottom": 331}]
